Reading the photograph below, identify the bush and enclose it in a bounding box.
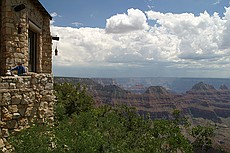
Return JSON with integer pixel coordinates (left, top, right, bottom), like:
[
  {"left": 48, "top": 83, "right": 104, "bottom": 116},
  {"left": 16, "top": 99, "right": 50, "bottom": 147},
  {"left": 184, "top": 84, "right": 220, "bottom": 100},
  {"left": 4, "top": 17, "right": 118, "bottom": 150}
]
[{"left": 8, "top": 124, "right": 54, "bottom": 153}]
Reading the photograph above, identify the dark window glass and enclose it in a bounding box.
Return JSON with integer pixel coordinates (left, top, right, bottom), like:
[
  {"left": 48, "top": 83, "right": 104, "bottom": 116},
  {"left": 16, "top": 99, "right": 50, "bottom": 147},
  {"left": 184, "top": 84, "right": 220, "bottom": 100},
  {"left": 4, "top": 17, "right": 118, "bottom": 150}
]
[{"left": 28, "top": 30, "right": 37, "bottom": 72}]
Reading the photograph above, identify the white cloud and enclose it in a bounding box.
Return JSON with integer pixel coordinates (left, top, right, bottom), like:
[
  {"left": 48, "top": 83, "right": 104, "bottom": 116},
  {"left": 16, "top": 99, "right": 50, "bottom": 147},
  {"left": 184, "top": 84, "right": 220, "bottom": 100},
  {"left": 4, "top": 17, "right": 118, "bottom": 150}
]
[
  {"left": 145, "top": 0, "right": 154, "bottom": 10},
  {"left": 50, "top": 12, "right": 62, "bottom": 25},
  {"left": 72, "top": 22, "right": 84, "bottom": 27},
  {"left": 213, "top": 0, "right": 221, "bottom": 5},
  {"left": 147, "top": 5, "right": 154, "bottom": 10},
  {"left": 221, "top": 7, "right": 230, "bottom": 49},
  {"left": 51, "top": 26, "right": 113, "bottom": 66},
  {"left": 50, "top": 12, "right": 58, "bottom": 17},
  {"left": 51, "top": 7, "right": 230, "bottom": 77},
  {"left": 105, "top": 8, "right": 149, "bottom": 33},
  {"left": 146, "top": 9, "right": 227, "bottom": 63}
]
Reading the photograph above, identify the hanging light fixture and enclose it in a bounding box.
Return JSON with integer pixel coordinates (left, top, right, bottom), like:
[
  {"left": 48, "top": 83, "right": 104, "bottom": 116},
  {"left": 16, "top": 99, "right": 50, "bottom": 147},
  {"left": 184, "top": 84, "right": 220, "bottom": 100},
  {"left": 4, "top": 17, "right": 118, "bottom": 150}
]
[
  {"left": 52, "top": 35, "right": 60, "bottom": 56},
  {"left": 52, "top": 36, "right": 59, "bottom": 41},
  {"left": 55, "top": 46, "right": 58, "bottom": 56}
]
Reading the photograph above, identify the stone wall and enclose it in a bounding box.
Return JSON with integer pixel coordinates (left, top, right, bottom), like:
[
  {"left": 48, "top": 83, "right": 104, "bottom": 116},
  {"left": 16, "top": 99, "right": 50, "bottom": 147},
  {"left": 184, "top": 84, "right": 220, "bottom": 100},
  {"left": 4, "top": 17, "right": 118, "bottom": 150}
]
[
  {"left": 0, "top": 1, "right": 55, "bottom": 152},
  {"left": 0, "top": 0, "right": 52, "bottom": 75},
  {"left": 0, "top": 0, "right": 3, "bottom": 75},
  {"left": 0, "top": 74, "right": 55, "bottom": 152}
]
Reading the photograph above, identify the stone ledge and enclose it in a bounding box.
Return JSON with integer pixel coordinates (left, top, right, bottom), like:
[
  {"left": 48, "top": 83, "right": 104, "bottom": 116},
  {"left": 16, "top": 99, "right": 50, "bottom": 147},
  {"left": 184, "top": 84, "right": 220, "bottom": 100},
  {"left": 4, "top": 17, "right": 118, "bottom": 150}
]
[{"left": 0, "top": 73, "right": 55, "bottom": 136}]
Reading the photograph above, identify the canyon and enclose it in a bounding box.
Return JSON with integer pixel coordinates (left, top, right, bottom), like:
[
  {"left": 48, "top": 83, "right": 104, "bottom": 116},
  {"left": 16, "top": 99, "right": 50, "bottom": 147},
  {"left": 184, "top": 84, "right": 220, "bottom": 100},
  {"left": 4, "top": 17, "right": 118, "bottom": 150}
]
[{"left": 55, "top": 77, "right": 230, "bottom": 151}]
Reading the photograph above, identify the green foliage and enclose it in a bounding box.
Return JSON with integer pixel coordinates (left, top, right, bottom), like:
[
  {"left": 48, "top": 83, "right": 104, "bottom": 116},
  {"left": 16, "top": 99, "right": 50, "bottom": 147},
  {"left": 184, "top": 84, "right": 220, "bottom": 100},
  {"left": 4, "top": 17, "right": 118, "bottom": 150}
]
[
  {"left": 9, "top": 106, "right": 194, "bottom": 153},
  {"left": 191, "top": 125, "right": 215, "bottom": 152},
  {"left": 8, "top": 83, "right": 216, "bottom": 153},
  {"left": 53, "top": 105, "right": 193, "bottom": 153},
  {"left": 8, "top": 124, "right": 55, "bottom": 153},
  {"left": 54, "top": 83, "right": 95, "bottom": 120}
]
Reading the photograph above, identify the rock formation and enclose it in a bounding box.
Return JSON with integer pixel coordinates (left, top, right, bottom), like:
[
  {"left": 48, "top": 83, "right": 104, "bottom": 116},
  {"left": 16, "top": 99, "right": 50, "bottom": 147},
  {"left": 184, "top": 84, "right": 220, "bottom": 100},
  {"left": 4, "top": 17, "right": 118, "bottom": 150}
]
[
  {"left": 220, "top": 84, "right": 229, "bottom": 90},
  {"left": 145, "top": 86, "right": 170, "bottom": 95},
  {"left": 189, "top": 82, "right": 216, "bottom": 92}
]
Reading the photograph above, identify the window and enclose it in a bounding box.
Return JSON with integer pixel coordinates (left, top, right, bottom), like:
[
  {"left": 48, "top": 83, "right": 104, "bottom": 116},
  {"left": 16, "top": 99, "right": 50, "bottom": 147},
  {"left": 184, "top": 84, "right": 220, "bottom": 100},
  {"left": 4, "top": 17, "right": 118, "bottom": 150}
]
[
  {"left": 28, "top": 29, "right": 37, "bottom": 72},
  {"left": 28, "top": 20, "right": 41, "bottom": 73}
]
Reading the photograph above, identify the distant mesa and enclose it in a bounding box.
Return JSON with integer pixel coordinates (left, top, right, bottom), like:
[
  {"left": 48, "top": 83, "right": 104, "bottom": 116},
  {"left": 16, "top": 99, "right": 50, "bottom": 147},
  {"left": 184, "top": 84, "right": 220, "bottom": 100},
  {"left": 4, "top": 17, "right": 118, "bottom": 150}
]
[
  {"left": 145, "top": 86, "right": 169, "bottom": 95},
  {"left": 219, "top": 84, "right": 229, "bottom": 90},
  {"left": 103, "top": 85, "right": 130, "bottom": 94},
  {"left": 190, "top": 82, "right": 216, "bottom": 92}
]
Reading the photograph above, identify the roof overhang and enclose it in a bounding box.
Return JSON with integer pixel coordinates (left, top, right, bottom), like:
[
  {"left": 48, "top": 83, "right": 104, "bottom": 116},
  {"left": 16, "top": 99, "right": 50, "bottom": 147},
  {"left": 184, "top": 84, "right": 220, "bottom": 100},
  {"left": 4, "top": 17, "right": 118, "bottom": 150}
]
[{"left": 34, "top": 0, "right": 52, "bottom": 20}]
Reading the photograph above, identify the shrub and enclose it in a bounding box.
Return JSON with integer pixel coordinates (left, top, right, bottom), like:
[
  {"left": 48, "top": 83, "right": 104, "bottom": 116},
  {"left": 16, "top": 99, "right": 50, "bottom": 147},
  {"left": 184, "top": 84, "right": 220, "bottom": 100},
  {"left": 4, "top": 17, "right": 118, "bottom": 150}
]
[{"left": 8, "top": 124, "right": 55, "bottom": 153}]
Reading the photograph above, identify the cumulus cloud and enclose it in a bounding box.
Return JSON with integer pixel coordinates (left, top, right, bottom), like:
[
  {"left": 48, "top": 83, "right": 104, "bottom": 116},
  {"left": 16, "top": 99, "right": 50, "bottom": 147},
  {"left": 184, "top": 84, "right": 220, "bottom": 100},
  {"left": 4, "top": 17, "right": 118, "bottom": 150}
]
[
  {"left": 51, "top": 7, "right": 230, "bottom": 77},
  {"left": 221, "top": 7, "right": 230, "bottom": 49},
  {"left": 51, "top": 26, "right": 114, "bottom": 66},
  {"left": 105, "top": 8, "right": 149, "bottom": 33},
  {"left": 146, "top": 9, "right": 228, "bottom": 63}
]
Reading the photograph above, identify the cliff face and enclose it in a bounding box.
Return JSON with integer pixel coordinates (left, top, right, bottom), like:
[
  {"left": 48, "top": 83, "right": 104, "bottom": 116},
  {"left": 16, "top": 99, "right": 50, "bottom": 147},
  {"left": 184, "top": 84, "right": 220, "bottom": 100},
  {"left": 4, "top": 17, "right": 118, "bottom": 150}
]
[
  {"left": 54, "top": 78, "right": 230, "bottom": 121},
  {"left": 220, "top": 84, "right": 229, "bottom": 90},
  {"left": 180, "top": 82, "right": 230, "bottom": 122},
  {"left": 93, "top": 81, "right": 230, "bottom": 150},
  {"left": 145, "top": 86, "right": 170, "bottom": 95},
  {"left": 190, "top": 82, "right": 216, "bottom": 91}
]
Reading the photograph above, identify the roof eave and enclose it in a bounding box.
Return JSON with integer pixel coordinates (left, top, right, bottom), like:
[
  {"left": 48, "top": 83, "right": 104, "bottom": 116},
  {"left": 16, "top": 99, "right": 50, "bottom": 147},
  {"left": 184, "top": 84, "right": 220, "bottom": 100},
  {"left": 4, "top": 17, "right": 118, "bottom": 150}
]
[{"left": 34, "top": 0, "right": 52, "bottom": 20}]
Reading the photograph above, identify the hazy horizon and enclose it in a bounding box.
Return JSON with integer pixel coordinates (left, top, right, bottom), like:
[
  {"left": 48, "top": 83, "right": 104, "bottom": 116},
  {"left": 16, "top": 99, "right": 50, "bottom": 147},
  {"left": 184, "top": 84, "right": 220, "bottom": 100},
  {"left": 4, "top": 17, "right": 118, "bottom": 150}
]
[{"left": 54, "top": 74, "right": 230, "bottom": 79}]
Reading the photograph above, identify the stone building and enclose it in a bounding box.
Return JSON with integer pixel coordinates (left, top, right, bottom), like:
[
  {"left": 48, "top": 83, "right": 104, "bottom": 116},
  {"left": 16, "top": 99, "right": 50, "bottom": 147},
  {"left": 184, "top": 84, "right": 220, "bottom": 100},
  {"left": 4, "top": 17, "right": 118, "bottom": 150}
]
[
  {"left": 0, "top": 0, "right": 55, "bottom": 151},
  {"left": 0, "top": 0, "right": 53, "bottom": 74}
]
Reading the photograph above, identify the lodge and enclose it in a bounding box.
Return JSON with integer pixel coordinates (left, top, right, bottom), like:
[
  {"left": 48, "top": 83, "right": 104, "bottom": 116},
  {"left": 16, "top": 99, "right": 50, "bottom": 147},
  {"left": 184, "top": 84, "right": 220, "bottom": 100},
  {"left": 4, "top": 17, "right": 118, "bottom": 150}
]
[{"left": 0, "top": 1, "right": 55, "bottom": 151}]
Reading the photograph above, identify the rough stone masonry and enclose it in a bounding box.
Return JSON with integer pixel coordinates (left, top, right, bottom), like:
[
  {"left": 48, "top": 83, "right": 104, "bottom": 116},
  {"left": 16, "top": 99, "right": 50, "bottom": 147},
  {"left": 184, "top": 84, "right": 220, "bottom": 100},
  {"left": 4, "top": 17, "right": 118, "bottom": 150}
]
[
  {"left": 0, "top": 74, "right": 55, "bottom": 152},
  {"left": 0, "top": 0, "right": 55, "bottom": 152},
  {"left": 0, "top": 0, "right": 52, "bottom": 75}
]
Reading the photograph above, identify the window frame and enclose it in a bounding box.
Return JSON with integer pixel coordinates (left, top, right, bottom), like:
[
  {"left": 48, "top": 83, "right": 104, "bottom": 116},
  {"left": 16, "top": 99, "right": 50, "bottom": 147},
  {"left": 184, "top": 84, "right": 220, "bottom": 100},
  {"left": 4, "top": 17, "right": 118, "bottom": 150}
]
[{"left": 28, "top": 20, "right": 41, "bottom": 73}]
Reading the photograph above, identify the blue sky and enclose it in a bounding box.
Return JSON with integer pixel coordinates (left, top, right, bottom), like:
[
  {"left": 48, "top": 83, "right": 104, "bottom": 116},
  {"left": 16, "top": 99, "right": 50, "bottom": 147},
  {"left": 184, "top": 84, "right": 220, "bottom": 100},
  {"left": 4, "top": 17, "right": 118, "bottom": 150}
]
[
  {"left": 41, "top": 0, "right": 229, "bottom": 28},
  {"left": 39, "top": 0, "right": 230, "bottom": 78}
]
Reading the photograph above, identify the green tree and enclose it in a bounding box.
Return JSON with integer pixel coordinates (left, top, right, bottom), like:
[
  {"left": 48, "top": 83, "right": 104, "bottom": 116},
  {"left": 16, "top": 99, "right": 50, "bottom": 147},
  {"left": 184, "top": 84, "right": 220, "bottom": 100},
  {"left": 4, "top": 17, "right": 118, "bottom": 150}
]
[{"left": 54, "top": 83, "right": 95, "bottom": 120}]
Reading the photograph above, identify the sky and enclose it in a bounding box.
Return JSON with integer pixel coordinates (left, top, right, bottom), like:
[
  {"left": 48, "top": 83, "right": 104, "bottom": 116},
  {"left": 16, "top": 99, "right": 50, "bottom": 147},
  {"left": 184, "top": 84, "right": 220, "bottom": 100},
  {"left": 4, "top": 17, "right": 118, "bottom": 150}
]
[{"left": 39, "top": 0, "right": 230, "bottom": 78}]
